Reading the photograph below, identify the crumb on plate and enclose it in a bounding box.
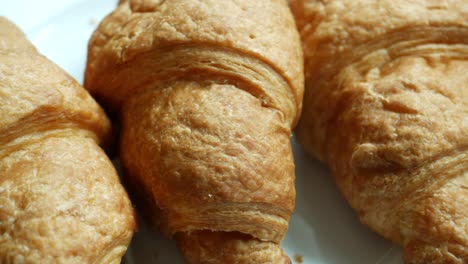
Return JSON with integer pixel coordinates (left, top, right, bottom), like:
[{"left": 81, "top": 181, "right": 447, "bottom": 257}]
[{"left": 294, "top": 253, "right": 303, "bottom": 263}]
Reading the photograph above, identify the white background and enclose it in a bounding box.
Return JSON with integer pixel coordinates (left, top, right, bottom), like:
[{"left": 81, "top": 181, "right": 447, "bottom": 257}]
[{"left": 1, "top": 1, "right": 403, "bottom": 263}]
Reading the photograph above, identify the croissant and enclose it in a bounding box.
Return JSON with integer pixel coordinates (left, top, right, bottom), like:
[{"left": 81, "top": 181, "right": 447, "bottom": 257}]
[
  {"left": 290, "top": 0, "right": 468, "bottom": 263},
  {"left": 0, "top": 17, "right": 135, "bottom": 263},
  {"left": 84, "top": 0, "right": 303, "bottom": 262}
]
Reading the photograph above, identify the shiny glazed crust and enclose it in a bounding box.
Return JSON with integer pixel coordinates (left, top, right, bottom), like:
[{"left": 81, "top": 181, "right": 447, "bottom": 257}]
[
  {"left": 85, "top": 0, "right": 303, "bottom": 263},
  {"left": 0, "top": 17, "right": 136, "bottom": 263},
  {"left": 290, "top": 1, "right": 468, "bottom": 263}
]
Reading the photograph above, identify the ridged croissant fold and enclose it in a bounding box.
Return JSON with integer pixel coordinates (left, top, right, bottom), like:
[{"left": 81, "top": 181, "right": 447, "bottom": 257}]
[
  {"left": 0, "top": 18, "right": 135, "bottom": 263},
  {"left": 290, "top": 0, "right": 467, "bottom": 263},
  {"left": 85, "top": 0, "right": 303, "bottom": 263}
]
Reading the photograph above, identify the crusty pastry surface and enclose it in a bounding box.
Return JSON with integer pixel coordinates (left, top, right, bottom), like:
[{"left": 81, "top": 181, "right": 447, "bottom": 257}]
[
  {"left": 0, "top": 17, "right": 136, "bottom": 263},
  {"left": 290, "top": 1, "right": 468, "bottom": 263},
  {"left": 85, "top": 0, "right": 303, "bottom": 262},
  {"left": 86, "top": 0, "right": 303, "bottom": 125}
]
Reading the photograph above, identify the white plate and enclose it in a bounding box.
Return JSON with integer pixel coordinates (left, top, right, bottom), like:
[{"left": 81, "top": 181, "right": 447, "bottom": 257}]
[{"left": 2, "top": 1, "right": 403, "bottom": 263}]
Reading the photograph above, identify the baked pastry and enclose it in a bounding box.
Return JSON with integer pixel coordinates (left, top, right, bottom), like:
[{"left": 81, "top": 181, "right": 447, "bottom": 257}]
[
  {"left": 290, "top": 1, "right": 468, "bottom": 263},
  {"left": 0, "top": 17, "right": 135, "bottom": 263},
  {"left": 84, "top": 0, "right": 304, "bottom": 262}
]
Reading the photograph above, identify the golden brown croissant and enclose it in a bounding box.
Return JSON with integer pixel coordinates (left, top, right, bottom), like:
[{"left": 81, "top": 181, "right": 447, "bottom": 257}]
[
  {"left": 290, "top": 0, "right": 468, "bottom": 263},
  {"left": 84, "top": 0, "right": 304, "bottom": 262},
  {"left": 0, "top": 17, "right": 136, "bottom": 263}
]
